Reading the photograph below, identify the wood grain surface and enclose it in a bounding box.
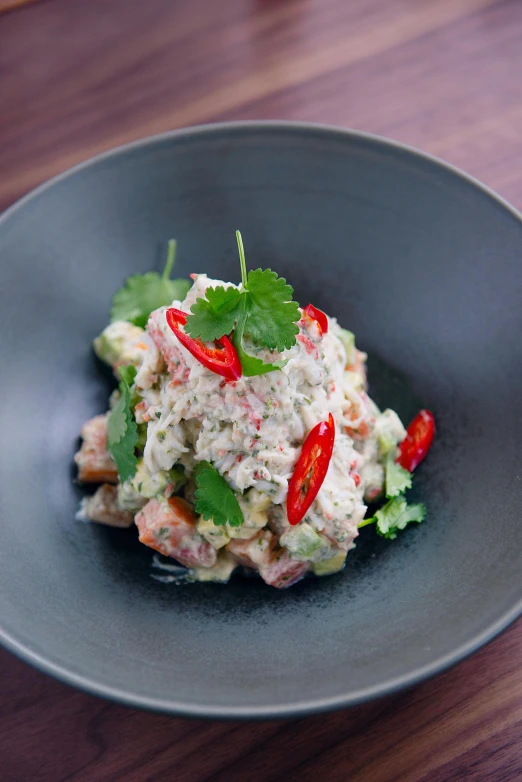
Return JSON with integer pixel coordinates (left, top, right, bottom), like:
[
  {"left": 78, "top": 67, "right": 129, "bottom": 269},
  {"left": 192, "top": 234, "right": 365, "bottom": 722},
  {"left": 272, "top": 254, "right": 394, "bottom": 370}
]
[
  {"left": 2, "top": 0, "right": 522, "bottom": 780},
  {"left": 0, "top": 0, "right": 35, "bottom": 15}
]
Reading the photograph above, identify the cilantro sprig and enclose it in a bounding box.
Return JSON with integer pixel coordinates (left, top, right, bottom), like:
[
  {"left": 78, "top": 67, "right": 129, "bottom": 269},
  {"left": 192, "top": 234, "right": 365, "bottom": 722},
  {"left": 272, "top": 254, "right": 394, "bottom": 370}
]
[
  {"left": 185, "top": 231, "right": 300, "bottom": 376},
  {"left": 111, "top": 240, "right": 190, "bottom": 328},
  {"left": 194, "top": 461, "right": 244, "bottom": 527},
  {"left": 107, "top": 364, "right": 139, "bottom": 483},
  {"left": 358, "top": 453, "right": 425, "bottom": 539},
  {"left": 358, "top": 497, "right": 426, "bottom": 540}
]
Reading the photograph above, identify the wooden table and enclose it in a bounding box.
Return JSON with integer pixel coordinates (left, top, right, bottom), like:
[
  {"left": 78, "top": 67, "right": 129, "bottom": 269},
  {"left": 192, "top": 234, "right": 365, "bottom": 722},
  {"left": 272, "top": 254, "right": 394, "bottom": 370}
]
[{"left": 2, "top": 1, "right": 522, "bottom": 779}]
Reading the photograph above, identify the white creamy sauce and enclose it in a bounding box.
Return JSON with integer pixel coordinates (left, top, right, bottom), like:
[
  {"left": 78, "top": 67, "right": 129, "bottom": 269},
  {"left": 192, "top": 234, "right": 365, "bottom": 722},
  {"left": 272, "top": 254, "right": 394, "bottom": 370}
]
[
  {"left": 85, "top": 272, "right": 407, "bottom": 586},
  {"left": 139, "top": 274, "right": 378, "bottom": 550}
]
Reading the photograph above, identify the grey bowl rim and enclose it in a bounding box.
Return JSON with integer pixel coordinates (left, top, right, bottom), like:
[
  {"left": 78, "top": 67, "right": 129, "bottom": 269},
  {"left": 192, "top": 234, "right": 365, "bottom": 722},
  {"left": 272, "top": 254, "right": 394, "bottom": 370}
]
[{"left": 1, "top": 120, "right": 521, "bottom": 719}]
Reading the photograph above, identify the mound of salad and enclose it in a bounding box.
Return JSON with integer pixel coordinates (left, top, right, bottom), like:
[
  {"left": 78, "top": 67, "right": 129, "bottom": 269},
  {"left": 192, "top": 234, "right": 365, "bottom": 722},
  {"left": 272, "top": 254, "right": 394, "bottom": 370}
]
[{"left": 75, "top": 232, "right": 435, "bottom": 588}]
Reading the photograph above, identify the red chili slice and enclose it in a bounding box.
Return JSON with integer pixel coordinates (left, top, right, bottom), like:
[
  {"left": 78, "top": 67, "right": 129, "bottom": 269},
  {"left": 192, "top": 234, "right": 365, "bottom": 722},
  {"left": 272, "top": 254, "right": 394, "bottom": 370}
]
[
  {"left": 287, "top": 413, "right": 335, "bottom": 526},
  {"left": 166, "top": 307, "right": 242, "bottom": 381},
  {"left": 303, "top": 303, "right": 328, "bottom": 335},
  {"left": 396, "top": 409, "right": 435, "bottom": 472}
]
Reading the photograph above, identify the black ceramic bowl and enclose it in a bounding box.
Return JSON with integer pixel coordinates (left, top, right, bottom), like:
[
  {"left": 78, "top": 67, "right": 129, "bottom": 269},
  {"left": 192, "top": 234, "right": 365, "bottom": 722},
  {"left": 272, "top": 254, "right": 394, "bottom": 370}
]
[{"left": 1, "top": 122, "right": 522, "bottom": 718}]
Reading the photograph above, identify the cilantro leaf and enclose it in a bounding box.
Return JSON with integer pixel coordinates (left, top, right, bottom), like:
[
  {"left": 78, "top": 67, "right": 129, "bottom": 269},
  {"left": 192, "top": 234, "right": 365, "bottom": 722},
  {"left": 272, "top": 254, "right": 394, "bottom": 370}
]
[
  {"left": 232, "top": 304, "right": 286, "bottom": 377},
  {"left": 118, "top": 364, "right": 138, "bottom": 387},
  {"left": 185, "top": 286, "right": 242, "bottom": 341},
  {"left": 359, "top": 497, "right": 425, "bottom": 540},
  {"left": 375, "top": 498, "right": 426, "bottom": 539},
  {"left": 244, "top": 268, "right": 300, "bottom": 351},
  {"left": 110, "top": 412, "right": 138, "bottom": 484},
  {"left": 107, "top": 391, "right": 128, "bottom": 444},
  {"left": 193, "top": 461, "right": 244, "bottom": 527},
  {"left": 107, "top": 365, "right": 138, "bottom": 483},
  {"left": 181, "top": 231, "right": 300, "bottom": 374},
  {"left": 110, "top": 240, "right": 190, "bottom": 328},
  {"left": 385, "top": 457, "right": 412, "bottom": 498}
]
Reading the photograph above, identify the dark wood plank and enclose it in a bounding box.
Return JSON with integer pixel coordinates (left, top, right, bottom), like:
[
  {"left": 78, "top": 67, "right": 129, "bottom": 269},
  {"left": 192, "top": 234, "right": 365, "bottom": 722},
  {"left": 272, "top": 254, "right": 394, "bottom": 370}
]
[
  {"left": 2, "top": 620, "right": 522, "bottom": 781},
  {"left": 2, "top": 0, "right": 522, "bottom": 779},
  {"left": 0, "top": 0, "right": 38, "bottom": 14},
  {"left": 3, "top": 0, "right": 522, "bottom": 207}
]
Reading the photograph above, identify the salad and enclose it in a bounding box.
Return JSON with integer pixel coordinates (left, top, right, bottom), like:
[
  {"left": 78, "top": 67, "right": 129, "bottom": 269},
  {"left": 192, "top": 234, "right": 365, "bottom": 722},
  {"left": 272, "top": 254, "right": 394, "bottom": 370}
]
[{"left": 75, "top": 233, "right": 435, "bottom": 588}]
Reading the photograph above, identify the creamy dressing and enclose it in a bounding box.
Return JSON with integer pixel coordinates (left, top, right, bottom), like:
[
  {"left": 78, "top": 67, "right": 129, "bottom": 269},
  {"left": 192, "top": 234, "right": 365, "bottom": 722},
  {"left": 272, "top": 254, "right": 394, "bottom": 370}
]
[
  {"left": 138, "top": 275, "right": 380, "bottom": 552},
  {"left": 86, "top": 272, "right": 407, "bottom": 585}
]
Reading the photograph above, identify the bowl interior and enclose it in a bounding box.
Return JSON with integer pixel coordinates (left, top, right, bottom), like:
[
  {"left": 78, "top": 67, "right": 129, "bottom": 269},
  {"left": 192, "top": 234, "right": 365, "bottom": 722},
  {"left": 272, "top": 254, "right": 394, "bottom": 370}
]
[{"left": 1, "top": 124, "right": 522, "bottom": 717}]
